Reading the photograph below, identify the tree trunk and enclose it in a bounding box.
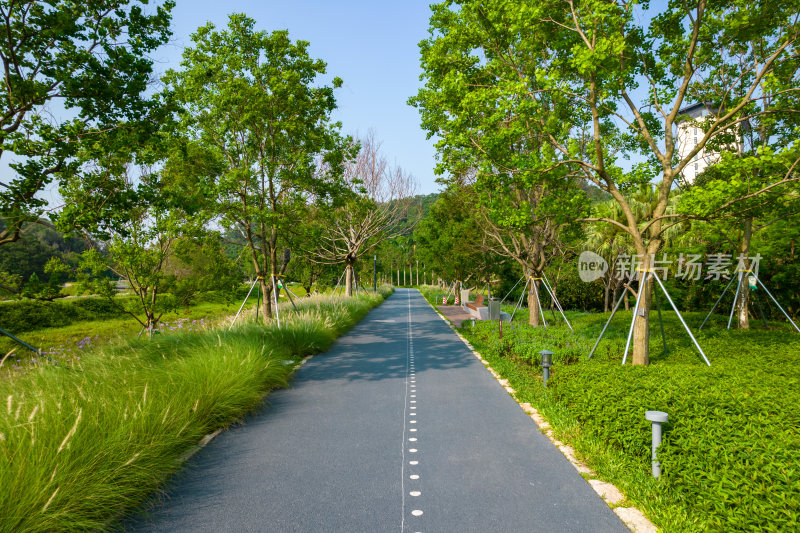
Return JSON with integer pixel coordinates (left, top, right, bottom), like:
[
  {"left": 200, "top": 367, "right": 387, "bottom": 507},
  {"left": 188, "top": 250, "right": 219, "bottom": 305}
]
[
  {"left": 737, "top": 217, "right": 753, "bottom": 329},
  {"left": 528, "top": 279, "right": 541, "bottom": 326},
  {"left": 345, "top": 263, "right": 354, "bottom": 297},
  {"left": 604, "top": 282, "right": 610, "bottom": 313},
  {"left": 259, "top": 277, "right": 273, "bottom": 322},
  {"left": 145, "top": 310, "right": 157, "bottom": 334},
  {"left": 630, "top": 252, "right": 654, "bottom": 366},
  {"left": 611, "top": 283, "right": 619, "bottom": 313}
]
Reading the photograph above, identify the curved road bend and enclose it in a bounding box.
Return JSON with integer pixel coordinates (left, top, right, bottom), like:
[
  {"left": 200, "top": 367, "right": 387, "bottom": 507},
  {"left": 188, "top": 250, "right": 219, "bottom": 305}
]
[{"left": 127, "top": 288, "right": 627, "bottom": 532}]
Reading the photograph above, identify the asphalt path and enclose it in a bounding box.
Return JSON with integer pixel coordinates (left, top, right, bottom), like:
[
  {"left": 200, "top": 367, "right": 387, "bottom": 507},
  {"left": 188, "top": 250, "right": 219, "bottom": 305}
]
[{"left": 127, "top": 288, "right": 627, "bottom": 532}]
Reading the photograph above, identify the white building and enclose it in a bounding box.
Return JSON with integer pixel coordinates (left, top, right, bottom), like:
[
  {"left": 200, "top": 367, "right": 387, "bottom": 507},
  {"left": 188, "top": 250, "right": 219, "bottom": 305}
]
[
  {"left": 676, "top": 103, "right": 745, "bottom": 185},
  {"left": 676, "top": 103, "right": 718, "bottom": 184}
]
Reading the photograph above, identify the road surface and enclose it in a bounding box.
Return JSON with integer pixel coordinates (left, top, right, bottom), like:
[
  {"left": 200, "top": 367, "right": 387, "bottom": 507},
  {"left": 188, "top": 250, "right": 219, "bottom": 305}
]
[{"left": 127, "top": 288, "right": 627, "bottom": 532}]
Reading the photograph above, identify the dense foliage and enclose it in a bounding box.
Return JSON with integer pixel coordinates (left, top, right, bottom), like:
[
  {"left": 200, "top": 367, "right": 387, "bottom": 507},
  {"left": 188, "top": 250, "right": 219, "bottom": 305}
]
[
  {"left": 0, "top": 0, "right": 174, "bottom": 246},
  {"left": 412, "top": 0, "right": 800, "bottom": 363}
]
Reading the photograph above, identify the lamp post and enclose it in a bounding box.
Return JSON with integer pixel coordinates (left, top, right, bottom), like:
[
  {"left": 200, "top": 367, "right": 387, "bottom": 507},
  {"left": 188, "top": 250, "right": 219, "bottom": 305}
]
[
  {"left": 645, "top": 411, "right": 668, "bottom": 479},
  {"left": 539, "top": 350, "right": 554, "bottom": 388},
  {"left": 373, "top": 254, "right": 377, "bottom": 292}
]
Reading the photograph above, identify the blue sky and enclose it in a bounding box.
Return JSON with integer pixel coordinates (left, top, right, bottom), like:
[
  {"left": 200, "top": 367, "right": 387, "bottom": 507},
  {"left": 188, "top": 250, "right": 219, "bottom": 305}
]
[{"left": 156, "top": 0, "right": 440, "bottom": 195}]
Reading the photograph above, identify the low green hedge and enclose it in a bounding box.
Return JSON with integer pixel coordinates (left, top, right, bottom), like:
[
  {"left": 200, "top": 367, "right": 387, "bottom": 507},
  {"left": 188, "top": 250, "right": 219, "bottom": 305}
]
[
  {"left": 0, "top": 298, "right": 130, "bottom": 334},
  {"left": 0, "top": 284, "right": 306, "bottom": 335}
]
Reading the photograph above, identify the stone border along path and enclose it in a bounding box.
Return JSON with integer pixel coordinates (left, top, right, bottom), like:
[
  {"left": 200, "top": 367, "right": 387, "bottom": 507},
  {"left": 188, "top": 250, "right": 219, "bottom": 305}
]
[
  {"left": 126, "top": 288, "right": 633, "bottom": 532},
  {"left": 425, "top": 291, "right": 658, "bottom": 533}
]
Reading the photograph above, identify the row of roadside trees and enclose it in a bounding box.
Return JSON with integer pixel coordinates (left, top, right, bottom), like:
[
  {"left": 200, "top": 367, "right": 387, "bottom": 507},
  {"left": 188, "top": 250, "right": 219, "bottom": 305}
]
[
  {"left": 409, "top": 0, "right": 800, "bottom": 365},
  {"left": 0, "top": 4, "right": 414, "bottom": 331}
]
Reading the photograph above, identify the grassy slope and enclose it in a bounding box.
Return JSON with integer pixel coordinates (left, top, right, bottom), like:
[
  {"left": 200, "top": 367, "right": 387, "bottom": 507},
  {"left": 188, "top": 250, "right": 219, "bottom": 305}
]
[
  {"left": 0, "top": 283, "right": 315, "bottom": 367},
  {"left": 1, "top": 302, "right": 232, "bottom": 367},
  {"left": 0, "top": 288, "right": 392, "bottom": 532},
  {"left": 419, "top": 285, "right": 800, "bottom": 532}
]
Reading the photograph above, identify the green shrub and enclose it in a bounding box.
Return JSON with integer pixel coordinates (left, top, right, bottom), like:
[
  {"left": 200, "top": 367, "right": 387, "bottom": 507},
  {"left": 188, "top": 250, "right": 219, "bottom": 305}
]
[
  {"left": 0, "top": 294, "right": 189, "bottom": 335},
  {"left": 0, "top": 298, "right": 127, "bottom": 334},
  {"left": 551, "top": 357, "right": 800, "bottom": 532}
]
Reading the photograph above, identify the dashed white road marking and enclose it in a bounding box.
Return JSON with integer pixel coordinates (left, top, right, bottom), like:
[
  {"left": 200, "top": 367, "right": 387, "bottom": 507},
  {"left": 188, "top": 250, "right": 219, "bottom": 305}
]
[{"left": 403, "top": 290, "right": 425, "bottom": 530}]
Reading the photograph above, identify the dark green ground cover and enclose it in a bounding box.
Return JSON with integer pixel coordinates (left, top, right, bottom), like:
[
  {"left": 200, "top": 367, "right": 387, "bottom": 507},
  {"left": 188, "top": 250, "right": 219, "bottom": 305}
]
[{"left": 420, "top": 286, "right": 800, "bottom": 532}]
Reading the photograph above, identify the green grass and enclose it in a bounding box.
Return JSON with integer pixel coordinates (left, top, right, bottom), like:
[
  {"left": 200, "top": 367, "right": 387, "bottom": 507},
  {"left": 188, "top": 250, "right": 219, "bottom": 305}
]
[
  {"left": 419, "top": 285, "right": 800, "bottom": 532},
  {"left": 0, "top": 282, "right": 321, "bottom": 365},
  {"left": 0, "top": 286, "right": 393, "bottom": 532},
  {"left": 0, "top": 301, "right": 239, "bottom": 368}
]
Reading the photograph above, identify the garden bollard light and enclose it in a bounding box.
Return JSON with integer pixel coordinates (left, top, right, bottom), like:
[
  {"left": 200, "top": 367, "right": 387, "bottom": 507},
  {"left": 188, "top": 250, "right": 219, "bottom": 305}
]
[
  {"left": 539, "top": 350, "right": 553, "bottom": 388},
  {"left": 645, "top": 410, "right": 668, "bottom": 479}
]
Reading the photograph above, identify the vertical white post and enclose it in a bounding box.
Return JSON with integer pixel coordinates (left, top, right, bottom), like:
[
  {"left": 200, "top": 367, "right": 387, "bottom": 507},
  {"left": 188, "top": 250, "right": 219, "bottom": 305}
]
[
  {"left": 622, "top": 272, "right": 647, "bottom": 365},
  {"left": 652, "top": 274, "right": 711, "bottom": 366},
  {"left": 272, "top": 275, "right": 281, "bottom": 328},
  {"left": 531, "top": 278, "right": 547, "bottom": 328}
]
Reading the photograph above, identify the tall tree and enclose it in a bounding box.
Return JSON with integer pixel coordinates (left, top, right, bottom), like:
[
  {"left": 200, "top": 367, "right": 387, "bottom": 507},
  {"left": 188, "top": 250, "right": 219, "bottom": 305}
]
[
  {"left": 312, "top": 132, "right": 414, "bottom": 296},
  {"left": 680, "top": 138, "right": 800, "bottom": 328},
  {"left": 414, "top": 186, "right": 494, "bottom": 287},
  {"left": 0, "top": 0, "right": 174, "bottom": 245},
  {"left": 164, "top": 14, "right": 348, "bottom": 319},
  {"left": 412, "top": 2, "right": 587, "bottom": 325},
  {"left": 417, "top": 0, "right": 800, "bottom": 363},
  {"left": 49, "top": 161, "right": 203, "bottom": 333}
]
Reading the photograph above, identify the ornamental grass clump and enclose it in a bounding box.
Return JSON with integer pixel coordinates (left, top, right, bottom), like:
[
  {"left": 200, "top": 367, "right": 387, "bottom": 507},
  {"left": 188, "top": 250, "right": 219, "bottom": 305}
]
[{"left": 0, "top": 289, "right": 391, "bottom": 532}]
